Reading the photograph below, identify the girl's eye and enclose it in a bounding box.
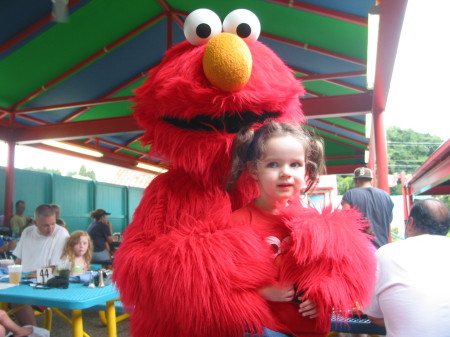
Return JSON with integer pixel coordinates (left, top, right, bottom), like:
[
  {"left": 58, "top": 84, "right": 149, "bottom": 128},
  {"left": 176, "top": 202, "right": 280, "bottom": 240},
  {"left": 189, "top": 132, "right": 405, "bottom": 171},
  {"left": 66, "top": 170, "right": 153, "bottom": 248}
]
[
  {"left": 267, "top": 162, "right": 278, "bottom": 168},
  {"left": 291, "top": 162, "right": 304, "bottom": 168},
  {"left": 223, "top": 9, "right": 260, "bottom": 42},
  {"left": 184, "top": 9, "right": 222, "bottom": 46}
]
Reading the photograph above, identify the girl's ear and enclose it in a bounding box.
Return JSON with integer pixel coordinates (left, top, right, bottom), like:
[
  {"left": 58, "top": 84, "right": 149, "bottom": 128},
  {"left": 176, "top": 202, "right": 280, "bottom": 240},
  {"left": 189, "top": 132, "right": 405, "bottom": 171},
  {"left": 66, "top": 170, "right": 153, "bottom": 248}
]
[{"left": 247, "top": 162, "right": 258, "bottom": 181}]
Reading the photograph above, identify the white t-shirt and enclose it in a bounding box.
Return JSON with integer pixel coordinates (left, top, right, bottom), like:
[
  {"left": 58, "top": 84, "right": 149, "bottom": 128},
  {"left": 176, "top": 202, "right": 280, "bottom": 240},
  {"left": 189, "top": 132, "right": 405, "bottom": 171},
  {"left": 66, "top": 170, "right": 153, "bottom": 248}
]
[
  {"left": 13, "top": 225, "right": 70, "bottom": 272},
  {"left": 365, "top": 234, "right": 450, "bottom": 337}
]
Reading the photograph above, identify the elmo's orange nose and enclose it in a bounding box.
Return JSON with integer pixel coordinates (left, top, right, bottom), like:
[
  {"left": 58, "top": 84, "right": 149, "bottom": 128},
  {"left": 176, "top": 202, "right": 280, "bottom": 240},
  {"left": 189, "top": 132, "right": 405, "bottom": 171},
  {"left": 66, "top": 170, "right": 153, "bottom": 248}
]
[{"left": 202, "top": 33, "right": 252, "bottom": 92}]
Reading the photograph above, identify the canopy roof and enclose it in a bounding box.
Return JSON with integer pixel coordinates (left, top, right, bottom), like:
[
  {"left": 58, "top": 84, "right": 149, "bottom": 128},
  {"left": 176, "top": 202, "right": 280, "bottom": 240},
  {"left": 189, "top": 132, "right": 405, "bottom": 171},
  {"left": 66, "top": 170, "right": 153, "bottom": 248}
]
[
  {"left": 0, "top": 0, "right": 407, "bottom": 175},
  {"left": 405, "top": 139, "right": 450, "bottom": 197}
]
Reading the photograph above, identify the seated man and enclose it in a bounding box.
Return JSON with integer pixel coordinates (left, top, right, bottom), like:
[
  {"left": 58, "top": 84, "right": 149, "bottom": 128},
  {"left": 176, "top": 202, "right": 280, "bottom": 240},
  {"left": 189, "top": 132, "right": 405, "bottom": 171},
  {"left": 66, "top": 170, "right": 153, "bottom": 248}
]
[
  {"left": 365, "top": 199, "right": 450, "bottom": 336},
  {"left": 12, "top": 204, "right": 70, "bottom": 326}
]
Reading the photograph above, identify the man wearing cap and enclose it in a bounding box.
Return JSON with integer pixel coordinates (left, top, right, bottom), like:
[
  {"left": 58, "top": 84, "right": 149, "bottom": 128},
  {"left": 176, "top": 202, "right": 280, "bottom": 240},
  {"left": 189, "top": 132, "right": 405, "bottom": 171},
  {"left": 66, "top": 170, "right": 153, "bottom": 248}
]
[
  {"left": 87, "top": 209, "right": 113, "bottom": 261},
  {"left": 341, "top": 167, "right": 394, "bottom": 248}
]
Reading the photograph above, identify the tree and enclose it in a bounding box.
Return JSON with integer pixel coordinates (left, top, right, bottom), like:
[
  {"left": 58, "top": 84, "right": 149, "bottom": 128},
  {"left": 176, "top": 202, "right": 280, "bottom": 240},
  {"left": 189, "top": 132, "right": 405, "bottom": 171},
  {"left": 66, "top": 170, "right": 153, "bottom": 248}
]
[
  {"left": 337, "top": 175, "right": 353, "bottom": 195},
  {"left": 66, "top": 165, "right": 96, "bottom": 180},
  {"left": 387, "top": 127, "right": 443, "bottom": 175},
  {"left": 24, "top": 166, "right": 61, "bottom": 175},
  {"left": 337, "top": 127, "right": 444, "bottom": 196}
]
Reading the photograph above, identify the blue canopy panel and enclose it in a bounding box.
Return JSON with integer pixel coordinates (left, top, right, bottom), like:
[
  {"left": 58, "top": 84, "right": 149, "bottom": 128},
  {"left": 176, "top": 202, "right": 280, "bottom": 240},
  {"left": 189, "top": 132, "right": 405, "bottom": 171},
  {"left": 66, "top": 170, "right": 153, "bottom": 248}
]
[
  {"left": 23, "top": 19, "right": 169, "bottom": 123},
  {"left": 0, "top": 0, "right": 90, "bottom": 60},
  {"left": 260, "top": 37, "right": 367, "bottom": 89}
]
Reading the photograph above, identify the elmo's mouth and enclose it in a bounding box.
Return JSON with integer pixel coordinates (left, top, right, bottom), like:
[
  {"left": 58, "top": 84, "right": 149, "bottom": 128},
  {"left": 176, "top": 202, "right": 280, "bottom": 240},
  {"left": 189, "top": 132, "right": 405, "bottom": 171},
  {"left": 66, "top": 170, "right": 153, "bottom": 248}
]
[{"left": 162, "top": 111, "right": 279, "bottom": 133}]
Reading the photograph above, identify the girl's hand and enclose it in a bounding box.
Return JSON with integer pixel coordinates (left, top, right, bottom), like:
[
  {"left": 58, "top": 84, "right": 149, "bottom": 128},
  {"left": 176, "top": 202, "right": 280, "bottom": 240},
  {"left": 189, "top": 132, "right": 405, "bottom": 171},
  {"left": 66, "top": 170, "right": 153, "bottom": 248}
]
[
  {"left": 259, "top": 284, "right": 295, "bottom": 302},
  {"left": 298, "top": 299, "right": 318, "bottom": 318}
]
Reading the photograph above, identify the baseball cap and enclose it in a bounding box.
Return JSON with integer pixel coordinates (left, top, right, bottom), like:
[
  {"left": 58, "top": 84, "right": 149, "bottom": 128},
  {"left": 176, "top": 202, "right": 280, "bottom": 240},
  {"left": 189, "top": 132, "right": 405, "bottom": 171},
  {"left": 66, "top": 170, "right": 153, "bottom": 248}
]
[
  {"left": 92, "top": 209, "right": 111, "bottom": 218},
  {"left": 354, "top": 167, "right": 373, "bottom": 179},
  {"left": 98, "top": 209, "right": 111, "bottom": 216}
]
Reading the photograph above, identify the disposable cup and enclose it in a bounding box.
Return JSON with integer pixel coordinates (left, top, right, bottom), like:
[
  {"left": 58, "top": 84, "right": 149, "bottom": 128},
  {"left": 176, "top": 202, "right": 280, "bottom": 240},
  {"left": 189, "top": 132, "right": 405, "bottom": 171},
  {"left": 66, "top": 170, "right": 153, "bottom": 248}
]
[
  {"left": 8, "top": 264, "right": 22, "bottom": 284},
  {"left": 57, "top": 259, "right": 71, "bottom": 278}
]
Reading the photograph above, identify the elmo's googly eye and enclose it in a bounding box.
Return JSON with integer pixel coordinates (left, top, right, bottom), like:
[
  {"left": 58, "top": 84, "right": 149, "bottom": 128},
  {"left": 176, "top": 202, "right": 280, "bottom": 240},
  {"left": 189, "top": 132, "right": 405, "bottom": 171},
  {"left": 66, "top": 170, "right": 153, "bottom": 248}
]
[
  {"left": 184, "top": 9, "right": 222, "bottom": 46},
  {"left": 223, "top": 9, "right": 260, "bottom": 42}
]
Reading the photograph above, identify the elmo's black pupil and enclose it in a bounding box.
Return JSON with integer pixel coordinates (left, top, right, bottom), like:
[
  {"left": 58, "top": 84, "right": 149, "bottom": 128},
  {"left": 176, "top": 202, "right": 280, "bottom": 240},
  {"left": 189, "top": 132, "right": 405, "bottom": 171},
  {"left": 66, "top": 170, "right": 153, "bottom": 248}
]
[
  {"left": 196, "top": 23, "right": 211, "bottom": 38},
  {"left": 236, "top": 23, "right": 251, "bottom": 38}
]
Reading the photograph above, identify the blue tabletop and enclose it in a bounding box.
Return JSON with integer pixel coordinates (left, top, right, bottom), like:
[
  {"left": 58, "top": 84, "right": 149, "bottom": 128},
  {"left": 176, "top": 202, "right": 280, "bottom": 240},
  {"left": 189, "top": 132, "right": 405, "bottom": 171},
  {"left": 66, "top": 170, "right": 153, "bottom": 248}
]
[{"left": 0, "top": 282, "right": 119, "bottom": 310}]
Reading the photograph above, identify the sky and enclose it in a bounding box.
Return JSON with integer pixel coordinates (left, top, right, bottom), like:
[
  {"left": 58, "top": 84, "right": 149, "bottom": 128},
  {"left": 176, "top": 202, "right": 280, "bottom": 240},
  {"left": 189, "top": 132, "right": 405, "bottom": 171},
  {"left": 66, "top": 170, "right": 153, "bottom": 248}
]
[
  {"left": 383, "top": 0, "right": 449, "bottom": 141},
  {"left": 1, "top": 1, "right": 448, "bottom": 177},
  {"left": 0, "top": 142, "right": 124, "bottom": 183}
]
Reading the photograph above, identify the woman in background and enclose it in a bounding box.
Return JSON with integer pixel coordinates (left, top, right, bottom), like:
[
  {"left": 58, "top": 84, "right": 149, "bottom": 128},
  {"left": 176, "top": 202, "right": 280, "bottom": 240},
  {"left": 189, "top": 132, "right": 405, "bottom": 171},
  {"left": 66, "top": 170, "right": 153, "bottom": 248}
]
[{"left": 86, "top": 209, "right": 113, "bottom": 262}]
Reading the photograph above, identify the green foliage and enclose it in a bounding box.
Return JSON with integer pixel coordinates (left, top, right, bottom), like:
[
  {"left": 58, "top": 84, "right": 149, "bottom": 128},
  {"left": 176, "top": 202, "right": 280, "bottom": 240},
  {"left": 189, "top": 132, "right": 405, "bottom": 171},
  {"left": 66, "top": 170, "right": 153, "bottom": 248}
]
[
  {"left": 389, "top": 181, "right": 403, "bottom": 196},
  {"left": 337, "top": 175, "right": 354, "bottom": 195},
  {"left": 387, "top": 126, "right": 443, "bottom": 174},
  {"left": 66, "top": 165, "right": 96, "bottom": 180},
  {"left": 435, "top": 195, "right": 450, "bottom": 209},
  {"left": 338, "top": 127, "right": 444, "bottom": 197},
  {"left": 24, "top": 166, "right": 61, "bottom": 175}
]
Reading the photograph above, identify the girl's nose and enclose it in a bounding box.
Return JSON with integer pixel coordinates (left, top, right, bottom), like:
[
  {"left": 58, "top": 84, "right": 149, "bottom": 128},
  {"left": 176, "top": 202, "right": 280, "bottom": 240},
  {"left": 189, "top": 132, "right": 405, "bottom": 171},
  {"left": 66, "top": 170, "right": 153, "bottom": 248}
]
[{"left": 280, "top": 167, "right": 291, "bottom": 178}]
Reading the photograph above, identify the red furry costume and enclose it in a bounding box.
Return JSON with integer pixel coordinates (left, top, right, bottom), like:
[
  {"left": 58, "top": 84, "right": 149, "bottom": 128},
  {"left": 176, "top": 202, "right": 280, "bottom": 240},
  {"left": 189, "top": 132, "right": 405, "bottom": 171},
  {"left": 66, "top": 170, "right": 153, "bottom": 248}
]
[{"left": 113, "top": 9, "right": 376, "bottom": 337}]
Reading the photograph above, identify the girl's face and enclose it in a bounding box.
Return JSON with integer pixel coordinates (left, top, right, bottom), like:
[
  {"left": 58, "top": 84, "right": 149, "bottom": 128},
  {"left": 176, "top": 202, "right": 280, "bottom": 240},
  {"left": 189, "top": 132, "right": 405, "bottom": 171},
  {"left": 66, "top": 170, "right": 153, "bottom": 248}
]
[
  {"left": 251, "top": 135, "right": 306, "bottom": 209},
  {"left": 73, "top": 235, "right": 89, "bottom": 257}
]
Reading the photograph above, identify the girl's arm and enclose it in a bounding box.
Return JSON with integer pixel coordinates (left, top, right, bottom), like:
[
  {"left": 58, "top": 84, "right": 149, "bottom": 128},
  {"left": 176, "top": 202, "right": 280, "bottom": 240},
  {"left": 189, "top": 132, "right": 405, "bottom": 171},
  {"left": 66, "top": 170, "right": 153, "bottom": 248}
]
[{"left": 259, "top": 283, "right": 294, "bottom": 302}]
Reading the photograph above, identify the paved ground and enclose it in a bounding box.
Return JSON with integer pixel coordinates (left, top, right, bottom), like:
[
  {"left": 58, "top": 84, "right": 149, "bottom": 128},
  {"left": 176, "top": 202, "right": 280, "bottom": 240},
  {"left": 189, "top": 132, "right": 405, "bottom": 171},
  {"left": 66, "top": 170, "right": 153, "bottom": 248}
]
[{"left": 34, "top": 308, "right": 130, "bottom": 337}]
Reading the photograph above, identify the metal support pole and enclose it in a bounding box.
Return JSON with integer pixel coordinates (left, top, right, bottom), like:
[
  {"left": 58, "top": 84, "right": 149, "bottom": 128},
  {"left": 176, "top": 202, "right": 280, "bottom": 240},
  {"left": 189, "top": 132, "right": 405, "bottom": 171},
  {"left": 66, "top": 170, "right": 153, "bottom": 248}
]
[
  {"left": 372, "top": 108, "right": 389, "bottom": 193},
  {"left": 4, "top": 141, "right": 16, "bottom": 227}
]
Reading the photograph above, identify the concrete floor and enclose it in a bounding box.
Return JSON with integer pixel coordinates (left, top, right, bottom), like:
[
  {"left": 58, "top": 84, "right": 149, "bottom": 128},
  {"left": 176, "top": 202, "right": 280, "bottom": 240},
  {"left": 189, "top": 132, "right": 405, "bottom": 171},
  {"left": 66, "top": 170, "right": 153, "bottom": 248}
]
[{"left": 34, "top": 308, "right": 130, "bottom": 337}]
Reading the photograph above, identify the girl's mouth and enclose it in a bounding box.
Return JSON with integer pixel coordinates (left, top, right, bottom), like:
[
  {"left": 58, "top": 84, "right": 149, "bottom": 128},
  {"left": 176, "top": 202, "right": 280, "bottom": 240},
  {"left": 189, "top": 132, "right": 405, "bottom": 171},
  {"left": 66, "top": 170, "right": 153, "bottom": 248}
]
[{"left": 277, "top": 183, "right": 292, "bottom": 188}]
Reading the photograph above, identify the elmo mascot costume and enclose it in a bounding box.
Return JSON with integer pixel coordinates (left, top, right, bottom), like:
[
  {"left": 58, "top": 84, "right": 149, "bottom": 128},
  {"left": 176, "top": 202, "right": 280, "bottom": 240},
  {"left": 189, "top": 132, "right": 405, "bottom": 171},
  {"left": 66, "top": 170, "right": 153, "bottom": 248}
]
[{"left": 114, "top": 8, "right": 376, "bottom": 337}]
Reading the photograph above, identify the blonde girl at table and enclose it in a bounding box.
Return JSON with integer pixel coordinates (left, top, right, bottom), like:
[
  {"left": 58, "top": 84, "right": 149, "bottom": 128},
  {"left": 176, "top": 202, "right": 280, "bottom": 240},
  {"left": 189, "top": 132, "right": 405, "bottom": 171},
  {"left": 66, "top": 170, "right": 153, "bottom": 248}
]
[
  {"left": 61, "top": 231, "right": 93, "bottom": 275},
  {"left": 0, "top": 309, "right": 49, "bottom": 337}
]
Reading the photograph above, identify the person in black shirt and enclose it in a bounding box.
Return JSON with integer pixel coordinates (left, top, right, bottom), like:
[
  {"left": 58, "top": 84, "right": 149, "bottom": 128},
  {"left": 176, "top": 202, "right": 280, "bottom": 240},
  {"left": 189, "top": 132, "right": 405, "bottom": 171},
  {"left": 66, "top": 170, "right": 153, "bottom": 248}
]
[
  {"left": 342, "top": 167, "right": 394, "bottom": 248},
  {"left": 86, "top": 209, "right": 113, "bottom": 261}
]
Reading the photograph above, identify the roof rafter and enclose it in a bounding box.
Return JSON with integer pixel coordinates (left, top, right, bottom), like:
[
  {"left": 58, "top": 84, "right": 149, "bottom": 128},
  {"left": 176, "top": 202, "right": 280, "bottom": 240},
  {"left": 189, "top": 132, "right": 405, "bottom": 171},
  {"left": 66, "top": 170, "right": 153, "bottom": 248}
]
[
  {"left": 0, "top": 0, "right": 85, "bottom": 55},
  {"left": 13, "top": 116, "right": 141, "bottom": 144},
  {"left": 10, "top": 12, "right": 166, "bottom": 110},
  {"left": 264, "top": 0, "right": 367, "bottom": 26},
  {"left": 301, "top": 70, "right": 366, "bottom": 82},
  {"left": 292, "top": 67, "right": 366, "bottom": 93},
  {"left": 262, "top": 32, "right": 366, "bottom": 66},
  {"left": 318, "top": 119, "right": 365, "bottom": 137},
  {"left": 62, "top": 69, "right": 152, "bottom": 122},
  {"left": 310, "top": 124, "right": 368, "bottom": 148},
  {"left": 326, "top": 165, "right": 363, "bottom": 175},
  {"left": 14, "top": 96, "right": 134, "bottom": 115},
  {"left": 9, "top": 93, "right": 372, "bottom": 143},
  {"left": 302, "top": 92, "right": 372, "bottom": 118},
  {"left": 167, "top": 9, "right": 364, "bottom": 66}
]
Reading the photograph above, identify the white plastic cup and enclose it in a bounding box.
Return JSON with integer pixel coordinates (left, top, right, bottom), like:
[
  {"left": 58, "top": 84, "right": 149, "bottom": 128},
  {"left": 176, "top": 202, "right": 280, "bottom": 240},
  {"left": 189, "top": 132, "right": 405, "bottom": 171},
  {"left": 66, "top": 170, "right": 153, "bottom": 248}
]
[
  {"left": 57, "top": 259, "right": 71, "bottom": 278},
  {"left": 8, "top": 264, "right": 23, "bottom": 284}
]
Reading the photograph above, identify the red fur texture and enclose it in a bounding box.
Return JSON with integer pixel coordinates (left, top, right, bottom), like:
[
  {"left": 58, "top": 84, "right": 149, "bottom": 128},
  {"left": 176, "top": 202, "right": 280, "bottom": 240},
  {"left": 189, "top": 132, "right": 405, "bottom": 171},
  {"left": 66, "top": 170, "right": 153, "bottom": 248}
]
[
  {"left": 114, "top": 171, "right": 276, "bottom": 337},
  {"left": 114, "top": 32, "right": 306, "bottom": 337},
  {"left": 133, "top": 40, "right": 304, "bottom": 177},
  {"left": 279, "top": 203, "right": 377, "bottom": 329}
]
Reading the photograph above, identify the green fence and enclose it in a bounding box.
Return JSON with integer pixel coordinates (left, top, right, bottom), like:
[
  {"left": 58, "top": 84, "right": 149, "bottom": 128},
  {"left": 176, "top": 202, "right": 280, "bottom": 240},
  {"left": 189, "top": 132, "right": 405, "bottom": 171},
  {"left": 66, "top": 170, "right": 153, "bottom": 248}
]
[{"left": 0, "top": 167, "right": 145, "bottom": 233}]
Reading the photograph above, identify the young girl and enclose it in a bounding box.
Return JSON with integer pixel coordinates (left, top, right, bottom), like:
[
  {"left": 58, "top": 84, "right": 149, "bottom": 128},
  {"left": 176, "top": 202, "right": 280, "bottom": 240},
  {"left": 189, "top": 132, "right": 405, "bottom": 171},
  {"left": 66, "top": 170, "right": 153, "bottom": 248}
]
[
  {"left": 61, "top": 231, "right": 92, "bottom": 275},
  {"left": 0, "top": 310, "right": 49, "bottom": 337},
  {"left": 228, "top": 122, "right": 375, "bottom": 337}
]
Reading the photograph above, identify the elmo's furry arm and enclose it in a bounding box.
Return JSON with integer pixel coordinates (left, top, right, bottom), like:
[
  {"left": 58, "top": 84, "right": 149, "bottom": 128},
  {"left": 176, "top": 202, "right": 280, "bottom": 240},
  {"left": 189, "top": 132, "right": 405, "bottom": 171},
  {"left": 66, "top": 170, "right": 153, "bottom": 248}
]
[
  {"left": 113, "top": 172, "right": 275, "bottom": 337},
  {"left": 279, "top": 204, "right": 376, "bottom": 328}
]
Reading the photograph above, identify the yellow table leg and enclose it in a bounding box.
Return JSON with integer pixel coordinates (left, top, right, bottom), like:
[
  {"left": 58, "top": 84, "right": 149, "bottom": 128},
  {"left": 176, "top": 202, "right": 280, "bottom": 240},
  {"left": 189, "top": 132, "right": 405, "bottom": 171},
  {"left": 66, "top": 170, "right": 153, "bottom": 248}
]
[
  {"left": 72, "top": 309, "right": 83, "bottom": 337},
  {"left": 105, "top": 300, "right": 117, "bottom": 337},
  {"left": 44, "top": 308, "right": 53, "bottom": 331}
]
